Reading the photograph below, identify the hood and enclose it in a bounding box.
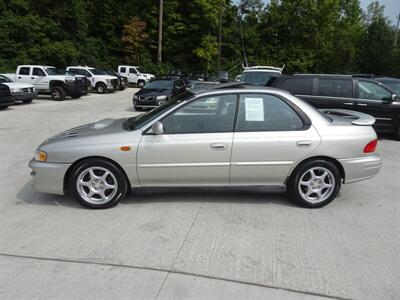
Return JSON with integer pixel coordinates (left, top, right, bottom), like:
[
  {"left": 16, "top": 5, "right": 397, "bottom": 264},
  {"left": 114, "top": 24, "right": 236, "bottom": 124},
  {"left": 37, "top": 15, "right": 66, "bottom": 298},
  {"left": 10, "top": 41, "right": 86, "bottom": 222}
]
[
  {"left": 136, "top": 88, "right": 171, "bottom": 97},
  {"left": 2, "top": 82, "right": 34, "bottom": 89},
  {"left": 42, "top": 118, "right": 126, "bottom": 145},
  {"left": 97, "top": 75, "right": 117, "bottom": 80}
]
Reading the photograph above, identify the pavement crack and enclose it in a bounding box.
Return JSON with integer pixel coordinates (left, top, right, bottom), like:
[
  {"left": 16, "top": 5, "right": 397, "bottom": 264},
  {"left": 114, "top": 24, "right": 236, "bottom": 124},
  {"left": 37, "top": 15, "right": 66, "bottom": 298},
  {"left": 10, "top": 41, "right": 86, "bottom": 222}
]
[
  {"left": 154, "top": 205, "right": 202, "bottom": 299},
  {"left": 0, "top": 252, "right": 353, "bottom": 300}
]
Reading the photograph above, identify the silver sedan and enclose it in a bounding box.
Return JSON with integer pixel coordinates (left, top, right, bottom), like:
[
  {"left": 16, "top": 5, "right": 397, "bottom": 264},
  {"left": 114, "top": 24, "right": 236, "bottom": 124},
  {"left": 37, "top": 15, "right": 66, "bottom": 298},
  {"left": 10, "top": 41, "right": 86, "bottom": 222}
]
[{"left": 29, "top": 86, "right": 382, "bottom": 209}]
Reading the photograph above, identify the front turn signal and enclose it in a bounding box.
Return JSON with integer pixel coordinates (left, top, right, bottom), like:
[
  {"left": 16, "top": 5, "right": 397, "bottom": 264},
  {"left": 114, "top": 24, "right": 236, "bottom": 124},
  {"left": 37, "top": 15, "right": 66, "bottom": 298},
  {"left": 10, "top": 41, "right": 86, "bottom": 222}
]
[{"left": 35, "top": 150, "right": 47, "bottom": 162}]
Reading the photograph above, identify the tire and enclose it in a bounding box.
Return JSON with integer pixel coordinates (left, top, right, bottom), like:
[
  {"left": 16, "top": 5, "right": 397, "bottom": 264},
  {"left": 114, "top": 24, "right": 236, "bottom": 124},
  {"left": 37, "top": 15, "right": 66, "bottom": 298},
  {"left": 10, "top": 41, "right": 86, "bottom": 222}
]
[
  {"left": 137, "top": 80, "right": 145, "bottom": 88},
  {"left": 287, "top": 159, "right": 342, "bottom": 208},
  {"left": 394, "top": 124, "right": 400, "bottom": 141},
  {"left": 0, "top": 106, "right": 8, "bottom": 110},
  {"left": 22, "top": 99, "right": 33, "bottom": 104},
  {"left": 96, "top": 83, "right": 107, "bottom": 94},
  {"left": 50, "top": 86, "right": 66, "bottom": 101},
  {"left": 69, "top": 159, "right": 129, "bottom": 209}
]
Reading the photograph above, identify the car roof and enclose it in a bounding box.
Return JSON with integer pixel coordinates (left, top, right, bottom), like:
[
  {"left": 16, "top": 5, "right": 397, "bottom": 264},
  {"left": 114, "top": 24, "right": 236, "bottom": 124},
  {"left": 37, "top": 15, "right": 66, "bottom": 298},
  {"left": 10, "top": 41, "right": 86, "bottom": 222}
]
[{"left": 374, "top": 77, "right": 400, "bottom": 82}]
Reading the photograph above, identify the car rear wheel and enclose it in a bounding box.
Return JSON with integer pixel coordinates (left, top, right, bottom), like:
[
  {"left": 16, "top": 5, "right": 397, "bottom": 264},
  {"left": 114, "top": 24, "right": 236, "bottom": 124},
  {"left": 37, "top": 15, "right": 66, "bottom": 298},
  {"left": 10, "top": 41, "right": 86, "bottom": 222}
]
[
  {"left": 70, "top": 159, "right": 128, "bottom": 209},
  {"left": 288, "top": 159, "right": 341, "bottom": 208},
  {"left": 51, "top": 86, "right": 66, "bottom": 101},
  {"left": 394, "top": 124, "right": 400, "bottom": 141}
]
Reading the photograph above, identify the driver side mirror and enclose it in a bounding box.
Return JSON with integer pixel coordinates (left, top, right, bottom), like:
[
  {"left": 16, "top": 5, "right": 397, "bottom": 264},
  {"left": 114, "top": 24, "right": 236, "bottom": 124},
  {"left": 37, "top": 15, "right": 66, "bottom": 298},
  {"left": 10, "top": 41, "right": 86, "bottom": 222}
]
[{"left": 151, "top": 121, "right": 164, "bottom": 135}]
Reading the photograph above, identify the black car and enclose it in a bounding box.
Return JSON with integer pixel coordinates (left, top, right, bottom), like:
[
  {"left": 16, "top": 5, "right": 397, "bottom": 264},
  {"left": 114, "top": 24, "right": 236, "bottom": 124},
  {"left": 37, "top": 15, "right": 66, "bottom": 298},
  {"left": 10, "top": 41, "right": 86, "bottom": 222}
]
[
  {"left": 133, "top": 78, "right": 186, "bottom": 110},
  {"left": 0, "top": 83, "right": 15, "bottom": 110},
  {"left": 269, "top": 74, "right": 400, "bottom": 140},
  {"left": 101, "top": 69, "right": 128, "bottom": 90}
]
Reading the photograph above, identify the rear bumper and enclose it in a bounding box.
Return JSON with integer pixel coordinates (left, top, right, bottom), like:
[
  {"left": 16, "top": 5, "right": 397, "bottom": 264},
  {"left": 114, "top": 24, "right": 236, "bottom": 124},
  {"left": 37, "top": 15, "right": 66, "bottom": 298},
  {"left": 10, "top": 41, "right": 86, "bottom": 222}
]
[
  {"left": 29, "top": 159, "right": 71, "bottom": 195},
  {"left": 339, "top": 154, "right": 382, "bottom": 184}
]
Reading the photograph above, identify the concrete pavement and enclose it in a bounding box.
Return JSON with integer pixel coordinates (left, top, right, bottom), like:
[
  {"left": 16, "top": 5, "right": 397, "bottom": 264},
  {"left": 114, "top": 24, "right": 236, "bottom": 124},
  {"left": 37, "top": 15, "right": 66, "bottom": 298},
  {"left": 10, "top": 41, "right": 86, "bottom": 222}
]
[{"left": 0, "top": 89, "right": 399, "bottom": 299}]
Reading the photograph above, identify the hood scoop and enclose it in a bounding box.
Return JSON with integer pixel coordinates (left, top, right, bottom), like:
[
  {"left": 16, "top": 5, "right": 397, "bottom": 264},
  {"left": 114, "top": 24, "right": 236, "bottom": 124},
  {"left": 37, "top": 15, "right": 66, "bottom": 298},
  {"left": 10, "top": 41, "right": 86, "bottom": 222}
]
[{"left": 92, "top": 118, "right": 115, "bottom": 129}]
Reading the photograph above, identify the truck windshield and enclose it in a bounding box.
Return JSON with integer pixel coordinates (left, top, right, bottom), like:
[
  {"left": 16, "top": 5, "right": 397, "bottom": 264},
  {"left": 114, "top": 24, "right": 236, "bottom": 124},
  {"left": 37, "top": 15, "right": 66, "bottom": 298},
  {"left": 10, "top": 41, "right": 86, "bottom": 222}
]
[
  {"left": 90, "top": 69, "right": 106, "bottom": 75},
  {"left": 45, "top": 68, "right": 61, "bottom": 75}
]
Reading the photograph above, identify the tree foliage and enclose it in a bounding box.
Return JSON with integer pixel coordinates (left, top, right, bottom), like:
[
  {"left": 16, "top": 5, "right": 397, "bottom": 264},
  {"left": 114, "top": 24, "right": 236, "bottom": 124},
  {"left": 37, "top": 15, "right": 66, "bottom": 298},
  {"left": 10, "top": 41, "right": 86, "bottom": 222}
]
[{"left": 0, "top": 0, "right": 398, "bottom": 77}]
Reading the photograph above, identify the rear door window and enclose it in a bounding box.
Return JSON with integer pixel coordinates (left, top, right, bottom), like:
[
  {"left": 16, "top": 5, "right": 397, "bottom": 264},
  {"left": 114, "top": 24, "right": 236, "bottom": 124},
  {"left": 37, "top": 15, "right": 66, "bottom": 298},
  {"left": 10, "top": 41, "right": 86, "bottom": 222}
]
[
  {"left": 236, "top": 94, "right": 304, "bottom": 131},
  {"left": 18, "top": 67, "right": 30, "bottom": 75},
  {"left": 280, "top": 77, "right": 313, "bottom": 95},
  {"left": 318, "top": 78, "right": 352, "bottom": 98}
]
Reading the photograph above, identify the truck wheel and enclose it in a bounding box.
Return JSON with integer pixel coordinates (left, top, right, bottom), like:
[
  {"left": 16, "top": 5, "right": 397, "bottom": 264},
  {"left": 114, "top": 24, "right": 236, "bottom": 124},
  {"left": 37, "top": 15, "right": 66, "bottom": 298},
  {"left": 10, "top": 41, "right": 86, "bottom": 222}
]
[
  {"left": 96, "top": 83, "right": 106, "bottom": 94},
  {"left": 137, "top": 80, "right": 145, "bottom": 88},
  {"left": 0, "top": 106, "right": 9, "bottom": 110},
  {"left": 51, "top": 86, "right": 66, "bottom": 101}
]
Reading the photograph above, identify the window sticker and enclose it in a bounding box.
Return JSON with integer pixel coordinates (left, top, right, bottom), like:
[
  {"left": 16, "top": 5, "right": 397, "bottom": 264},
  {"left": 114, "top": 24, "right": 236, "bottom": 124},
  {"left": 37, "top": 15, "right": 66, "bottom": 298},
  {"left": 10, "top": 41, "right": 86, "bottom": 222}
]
[{"left": 245, "top": 98, "right": 264, "bottom": 121}]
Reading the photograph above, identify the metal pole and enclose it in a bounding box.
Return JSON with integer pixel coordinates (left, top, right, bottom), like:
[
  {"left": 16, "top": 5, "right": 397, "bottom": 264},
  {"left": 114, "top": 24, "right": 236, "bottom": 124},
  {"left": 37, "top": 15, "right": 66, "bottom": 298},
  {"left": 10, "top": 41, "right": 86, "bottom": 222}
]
[
  {"left": 395, "top": 13, "right": 400, "bottom": 47},
  {"left": 218, "top": 0, "right": 223, "bottom": 72},
  {"left": 158, "top": 0, "right": 163, "bottom": 63}
]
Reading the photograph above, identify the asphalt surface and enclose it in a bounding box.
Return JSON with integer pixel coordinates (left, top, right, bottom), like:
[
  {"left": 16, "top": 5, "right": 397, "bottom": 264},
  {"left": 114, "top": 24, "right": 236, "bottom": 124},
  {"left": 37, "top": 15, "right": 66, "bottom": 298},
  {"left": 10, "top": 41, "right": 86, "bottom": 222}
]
[{"left": 0, "top": 89, "right": 399, "bottom": 300}]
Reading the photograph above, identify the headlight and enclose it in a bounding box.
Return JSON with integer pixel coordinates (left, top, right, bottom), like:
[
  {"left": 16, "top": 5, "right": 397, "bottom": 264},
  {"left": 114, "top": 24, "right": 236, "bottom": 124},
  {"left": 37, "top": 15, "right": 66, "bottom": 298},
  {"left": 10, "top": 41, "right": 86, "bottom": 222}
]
[
  {"left": 34, "top": 150, "right": 47, "bottom": 162},
  {"left": 156, "top": 95, "right": 168, "bottom": 100},
  {"left": 65, "top": 79, "right": 75, "bottom": 83},
  {"left": 11, "top": 87, "right": 22, "bottom": 93},
  {"left": 133, "top": 95, "right": 138, "bottom": 100},
  {"left": 106, "top": 79, "right": 111, "bottom": 83}
]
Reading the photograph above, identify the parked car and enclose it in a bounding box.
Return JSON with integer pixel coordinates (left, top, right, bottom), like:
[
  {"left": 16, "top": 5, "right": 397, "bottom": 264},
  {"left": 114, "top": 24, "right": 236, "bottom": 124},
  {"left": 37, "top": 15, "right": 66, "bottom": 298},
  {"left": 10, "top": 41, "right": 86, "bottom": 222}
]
[
  {"left": 6, "top": 65, "right": 84, "bottom": 101},
  {"left": 0, "top": 83, "right": 15, "bottom": 109},
  {"left": 117, "top": 65, "right": 154, "bottom": 87},
  {"left": 0, "top": 74, "right": 37, "bottom": 104},
  {"left": 29, "top": 86, "right": 381, "bottom": 209},
  {"left": 189, "top": 81, "right": 221, "bottom": 91},
  {"left": 269, "top": 74, "right": 400, "bottom": 140},
  {"left": 100, "top": 69, "right": 128, "bottom": 90},
  {"left": 240, "top": 66, "right": 283, "bottom": 86},
  {"left": 67, "top": 66, "right": 118, "bottom": 93},
  {"left": 132, "top": 77, "right": 187, "bottom": 110}
]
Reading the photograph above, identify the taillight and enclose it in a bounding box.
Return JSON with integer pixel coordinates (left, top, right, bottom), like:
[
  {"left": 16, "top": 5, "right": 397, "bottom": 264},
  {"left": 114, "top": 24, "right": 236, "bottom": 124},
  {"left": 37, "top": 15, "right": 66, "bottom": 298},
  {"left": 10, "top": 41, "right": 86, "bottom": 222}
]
[{"left": 364, "top": 139, "right": 378, "bottom": 153}]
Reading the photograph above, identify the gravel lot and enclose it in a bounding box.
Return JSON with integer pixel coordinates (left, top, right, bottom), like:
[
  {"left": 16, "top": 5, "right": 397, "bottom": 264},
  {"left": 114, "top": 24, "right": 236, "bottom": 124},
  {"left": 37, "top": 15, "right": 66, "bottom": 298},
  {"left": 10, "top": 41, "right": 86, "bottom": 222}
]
[{"left": 0, "top": 88, "right": 399, "bottom": 300}]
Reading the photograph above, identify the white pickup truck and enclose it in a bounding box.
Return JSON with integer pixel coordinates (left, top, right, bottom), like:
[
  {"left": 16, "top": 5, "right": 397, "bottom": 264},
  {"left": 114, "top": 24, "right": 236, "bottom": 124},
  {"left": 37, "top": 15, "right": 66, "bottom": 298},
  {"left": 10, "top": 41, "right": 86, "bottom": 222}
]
[
  {"left": 6, "top": 65, "right": 85, "bottom": 101},
  {"left": 117, "top": 65, "right": 154, "bottom": 87},
  {"left": 67, "top": 66, "right": 118, "bottom": 93}
]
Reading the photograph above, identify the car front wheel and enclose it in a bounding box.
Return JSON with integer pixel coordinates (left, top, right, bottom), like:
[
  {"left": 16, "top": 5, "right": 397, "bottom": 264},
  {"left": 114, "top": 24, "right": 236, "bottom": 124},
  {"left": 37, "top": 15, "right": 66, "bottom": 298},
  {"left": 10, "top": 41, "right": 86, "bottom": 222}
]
[
  {"left": 70, "top": 159, "right": 128, "bottom": 209},
  {"left": 96, "top": 83, "right": 106, "bottom": 94},
  {"left": 288, "top": 159, "right": 341, "bottom": 208}
]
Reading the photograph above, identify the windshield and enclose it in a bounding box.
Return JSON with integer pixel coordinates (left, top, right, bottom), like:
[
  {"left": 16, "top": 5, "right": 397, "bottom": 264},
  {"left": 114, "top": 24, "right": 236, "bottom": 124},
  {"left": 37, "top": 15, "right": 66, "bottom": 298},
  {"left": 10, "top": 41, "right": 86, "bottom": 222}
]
[
  {"left": 90, "top": 69, "right": 106, "bottom": 75},
  {"left": 0, "top": 75, "right": 12, "bottom": 83},
  {"left": 241, "top": 71, "right": 281, "bottom": 86},
  {"left": 123, "top": 91, "right": 194, "bottom": 131},
  {"left": 380, "top": 82, "right": 400, "bottom": 94},
  {"left": 45, "top": 68, "right": 62, "bottom": 75},
  {"left": 144, "top": 80, "right": 173, "bottom": 90}
]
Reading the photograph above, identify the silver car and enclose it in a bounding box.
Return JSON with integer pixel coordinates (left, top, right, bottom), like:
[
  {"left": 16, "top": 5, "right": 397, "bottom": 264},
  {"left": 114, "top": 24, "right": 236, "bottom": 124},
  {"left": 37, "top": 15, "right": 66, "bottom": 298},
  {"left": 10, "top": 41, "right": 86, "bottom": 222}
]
[{"left": 29, "top": 86, "right": 382, "bottom": 209}]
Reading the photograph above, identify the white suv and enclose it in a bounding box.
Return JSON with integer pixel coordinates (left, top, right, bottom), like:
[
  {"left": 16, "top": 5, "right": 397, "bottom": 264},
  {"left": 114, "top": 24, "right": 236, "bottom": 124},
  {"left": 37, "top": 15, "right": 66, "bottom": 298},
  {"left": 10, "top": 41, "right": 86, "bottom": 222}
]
[
  {"left": 240, "top": 66, "right": 283, "bottom": 86},
  {"left": 67, "top": 66, "right": 118, "bottom": 93},
  {"left": 117, "top": 65, "right": 154, "bottom": 87}
]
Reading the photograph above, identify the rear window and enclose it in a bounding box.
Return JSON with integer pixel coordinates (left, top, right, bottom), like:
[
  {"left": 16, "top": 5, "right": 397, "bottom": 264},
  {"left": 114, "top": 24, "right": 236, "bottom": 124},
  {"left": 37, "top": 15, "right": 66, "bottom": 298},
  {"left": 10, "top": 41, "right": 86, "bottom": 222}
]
[
  {"left": 317, "top": 78, "right": 352, "bottom": 98},
  {"left": 279, "top": 77, "right": 313, "bottom": 95},
  {"left": 120, "top": 67, "right": 126, "bottom": 73},
  {"left": 241, "top": 71, "right": 281, "bottom": 86}
]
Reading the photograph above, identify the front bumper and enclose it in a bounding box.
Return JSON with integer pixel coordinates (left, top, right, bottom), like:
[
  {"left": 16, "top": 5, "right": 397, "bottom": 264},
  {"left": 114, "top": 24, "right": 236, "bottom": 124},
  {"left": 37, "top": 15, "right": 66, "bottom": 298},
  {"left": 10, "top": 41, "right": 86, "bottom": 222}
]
[
  {"left": 29, "top": 159, "right": 71, "bottom": 195},
  {"left": 339, "top": 154, "right": 382, "bottom": 184},
  {"left": 13, "top": 91, "right": 38, "bottom": 101},
  {"left": 64, "top": 82, "right": 84, "bottom": 96}
]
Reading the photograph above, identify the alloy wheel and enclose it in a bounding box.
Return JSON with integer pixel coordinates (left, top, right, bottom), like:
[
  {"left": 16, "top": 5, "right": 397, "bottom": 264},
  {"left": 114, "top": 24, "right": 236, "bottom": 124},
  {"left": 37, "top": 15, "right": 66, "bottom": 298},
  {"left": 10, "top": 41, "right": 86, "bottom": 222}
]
[{"left": 298, "top": 167, "right": 335, "bottom": 204}]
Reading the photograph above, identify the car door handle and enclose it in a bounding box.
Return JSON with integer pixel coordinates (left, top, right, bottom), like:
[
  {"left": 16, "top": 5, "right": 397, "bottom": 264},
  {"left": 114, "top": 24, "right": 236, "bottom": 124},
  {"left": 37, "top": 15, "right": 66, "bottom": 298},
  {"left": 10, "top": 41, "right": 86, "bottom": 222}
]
[
  {"left": 343, "top": 102, "right": 353, "bottom": 105},
  {"left": 210, "top": 143, "right": 227, "bottom": 150},
  {"left": 18, "top": 76, "right": 21, "bottom": 79},
  {"left": 358, "top": 103, "right": 368, "bottom": 106},
  {"left": 296, "top": 140, "right": 312, "bottom": 148},
  {"left": 31, "top": 77, "right": 34, "bottom": 79}
]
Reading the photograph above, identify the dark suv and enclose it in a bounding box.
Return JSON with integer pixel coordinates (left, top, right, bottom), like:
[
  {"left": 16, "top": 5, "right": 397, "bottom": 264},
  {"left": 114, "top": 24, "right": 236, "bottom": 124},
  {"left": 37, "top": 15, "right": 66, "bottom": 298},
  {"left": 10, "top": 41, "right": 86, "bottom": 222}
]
[{"left": 269, "top": 74, "right": 400, "bottom": 140}]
